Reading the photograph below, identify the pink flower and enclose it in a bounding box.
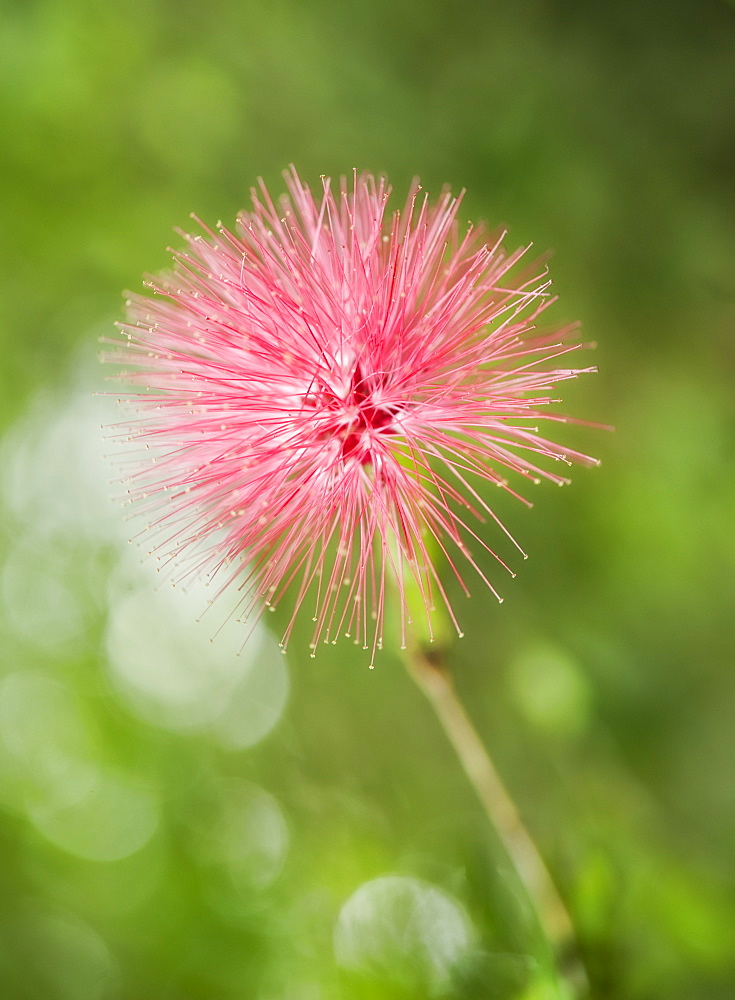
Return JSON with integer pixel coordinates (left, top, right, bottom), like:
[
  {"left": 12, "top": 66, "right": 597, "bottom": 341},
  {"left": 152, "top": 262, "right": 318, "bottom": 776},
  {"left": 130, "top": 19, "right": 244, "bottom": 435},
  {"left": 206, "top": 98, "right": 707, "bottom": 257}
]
[{"left": 109, "top": 168, "right": 598, "bottom": 663}]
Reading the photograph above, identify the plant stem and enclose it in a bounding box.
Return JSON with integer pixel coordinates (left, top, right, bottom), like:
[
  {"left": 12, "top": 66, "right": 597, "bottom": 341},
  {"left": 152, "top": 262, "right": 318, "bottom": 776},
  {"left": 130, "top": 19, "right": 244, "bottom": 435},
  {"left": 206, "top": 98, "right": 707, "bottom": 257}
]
[{"left": 403, "top": 641, "right": 588, "bottom": 996}]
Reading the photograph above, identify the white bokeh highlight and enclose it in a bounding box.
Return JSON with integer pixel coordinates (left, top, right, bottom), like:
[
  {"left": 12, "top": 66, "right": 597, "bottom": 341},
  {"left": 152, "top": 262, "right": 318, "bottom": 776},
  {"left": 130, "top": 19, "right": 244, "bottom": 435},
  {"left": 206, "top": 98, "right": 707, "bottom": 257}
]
[
  {"left": 191, "top": 778, "right": 290, "bottom": 891},
  {"left": 334, "top": 874, "right": 476, "bottom": 994},
  {"left": 28, "top": 769, "right": 159, "bottom": 863},
  {"left": 0, "top": 371, "right": 290, "bottom": 747},
  {"left": 105, "top": 563, "right": 289, "bottom": 737},
  {"left": 0, "top": 672, "right": 99, "bottom": 813},
  {"left": 0, "top": 671, "right": 159, "bottom": 861}
]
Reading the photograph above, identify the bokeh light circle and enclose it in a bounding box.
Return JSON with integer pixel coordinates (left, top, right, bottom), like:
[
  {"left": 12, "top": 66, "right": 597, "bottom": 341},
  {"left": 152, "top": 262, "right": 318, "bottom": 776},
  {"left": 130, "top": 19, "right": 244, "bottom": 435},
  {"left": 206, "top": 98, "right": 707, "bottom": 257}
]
[{"left": 334, "top": 874, "right": 476, "bottom": 994}]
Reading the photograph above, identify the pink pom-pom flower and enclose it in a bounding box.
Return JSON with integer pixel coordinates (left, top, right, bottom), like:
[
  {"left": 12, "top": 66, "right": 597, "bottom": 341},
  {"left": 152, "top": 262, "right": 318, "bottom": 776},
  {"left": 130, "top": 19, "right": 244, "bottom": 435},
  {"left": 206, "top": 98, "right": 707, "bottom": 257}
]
[{"left": 107, "top": 168, "right": 598, "bottom": 663}]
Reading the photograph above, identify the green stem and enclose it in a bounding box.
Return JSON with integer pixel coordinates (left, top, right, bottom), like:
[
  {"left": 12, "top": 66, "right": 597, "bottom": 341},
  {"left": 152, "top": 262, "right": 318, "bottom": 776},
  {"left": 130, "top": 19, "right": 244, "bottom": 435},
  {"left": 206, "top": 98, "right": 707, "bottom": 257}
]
[{"left": 403, "top": 640, "right": 588, "bottom": 996}]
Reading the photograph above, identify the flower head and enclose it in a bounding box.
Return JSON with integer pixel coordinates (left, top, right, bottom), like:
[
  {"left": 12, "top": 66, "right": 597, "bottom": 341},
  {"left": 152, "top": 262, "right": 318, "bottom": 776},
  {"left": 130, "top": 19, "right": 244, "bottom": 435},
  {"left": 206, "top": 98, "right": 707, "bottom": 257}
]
[{"left": 109, "top": 168, "right": 598, "bottom": 663}]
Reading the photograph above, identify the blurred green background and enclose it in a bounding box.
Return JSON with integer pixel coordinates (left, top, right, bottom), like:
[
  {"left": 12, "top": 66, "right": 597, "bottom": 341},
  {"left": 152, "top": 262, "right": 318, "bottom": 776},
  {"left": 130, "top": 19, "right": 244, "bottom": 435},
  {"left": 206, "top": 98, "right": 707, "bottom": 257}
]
[{"left": 1, "top": 0, "right": 734, "bottom": 997}]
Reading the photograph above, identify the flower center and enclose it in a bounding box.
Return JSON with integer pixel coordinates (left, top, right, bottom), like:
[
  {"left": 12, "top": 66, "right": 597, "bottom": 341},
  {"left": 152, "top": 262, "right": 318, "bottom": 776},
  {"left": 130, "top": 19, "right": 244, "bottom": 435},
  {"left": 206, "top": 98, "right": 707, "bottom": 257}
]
[{"left": 307, "top": 362, "right": 401, "bottom": 463}]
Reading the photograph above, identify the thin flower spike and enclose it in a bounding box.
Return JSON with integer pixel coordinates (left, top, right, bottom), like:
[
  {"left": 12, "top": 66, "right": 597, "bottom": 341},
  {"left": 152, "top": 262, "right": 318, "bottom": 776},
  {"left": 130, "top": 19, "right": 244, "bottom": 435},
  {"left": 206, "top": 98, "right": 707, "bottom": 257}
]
[{"left": 105, "top": 167, "right": 599, "bottom": 665}]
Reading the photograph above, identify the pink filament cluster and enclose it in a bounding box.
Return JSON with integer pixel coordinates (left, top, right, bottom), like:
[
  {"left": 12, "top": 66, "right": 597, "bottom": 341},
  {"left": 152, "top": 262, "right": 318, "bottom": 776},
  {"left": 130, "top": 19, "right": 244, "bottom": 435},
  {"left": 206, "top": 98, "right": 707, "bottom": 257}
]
[{"left": 108, "top": 168, "right": 598, "bottom": 663}]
